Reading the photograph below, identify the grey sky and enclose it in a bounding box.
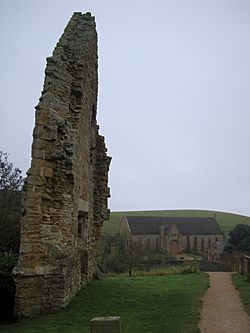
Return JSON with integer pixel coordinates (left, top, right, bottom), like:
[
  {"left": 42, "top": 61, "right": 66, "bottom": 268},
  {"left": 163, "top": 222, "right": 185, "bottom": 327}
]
[{"left": 0, "top": 0, "right": 250, "bottom": 215}]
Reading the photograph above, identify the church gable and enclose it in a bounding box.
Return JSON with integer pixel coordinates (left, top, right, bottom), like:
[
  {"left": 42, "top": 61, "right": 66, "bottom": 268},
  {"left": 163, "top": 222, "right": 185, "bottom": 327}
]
[{"left": 168, "top": 224, "right": 181, "bottom": 237}]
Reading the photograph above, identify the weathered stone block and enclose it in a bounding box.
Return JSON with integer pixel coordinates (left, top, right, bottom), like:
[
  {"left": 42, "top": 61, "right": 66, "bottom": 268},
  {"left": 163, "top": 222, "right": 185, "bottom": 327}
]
[{"left": 91, "top": 317, "right": 121, "bottom": 333}]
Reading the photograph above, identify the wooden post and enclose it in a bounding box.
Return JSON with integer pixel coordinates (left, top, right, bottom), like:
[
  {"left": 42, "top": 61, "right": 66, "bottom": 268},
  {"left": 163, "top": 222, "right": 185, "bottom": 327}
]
[
  {"left": 232, "top": 256, "right": 236, "bottom": 272},
  {"left": 247, "top": 260, "right": 250, "bottom": 281},
  {"left": 237, "top": 256, "right": 240, "bottom": 273},
  {"left": 233, "top": 256, "right": 239, "bottom": 273},
  {"left": 193, "top": 256, "right": 197, "bottom": 272},
  {"left": 129, "top": 262, "right": 132, "bottom": 277},
  {"left": 196, "top": 258, "right": 200, "bottom": 271},
  {"left": 243, "top": 255, "right": 250, "bottom": 281},
  {"left": 240, "top": 256, "right": 244, "bottom": 275},
  {"left": 91, "top": 317, "right": 121, "bottom": 333}
]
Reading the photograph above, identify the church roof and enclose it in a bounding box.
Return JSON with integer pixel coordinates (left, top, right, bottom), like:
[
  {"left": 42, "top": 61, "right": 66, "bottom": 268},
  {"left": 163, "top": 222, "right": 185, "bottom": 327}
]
[{"left": 124, "top": 216, "right": 223, "bottom": 235}]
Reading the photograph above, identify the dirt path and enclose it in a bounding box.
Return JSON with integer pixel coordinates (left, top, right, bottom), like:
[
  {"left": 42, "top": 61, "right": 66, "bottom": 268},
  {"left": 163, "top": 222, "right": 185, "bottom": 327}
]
[{"left": 199, "top": 272, "right": 250, "bottom": 333}]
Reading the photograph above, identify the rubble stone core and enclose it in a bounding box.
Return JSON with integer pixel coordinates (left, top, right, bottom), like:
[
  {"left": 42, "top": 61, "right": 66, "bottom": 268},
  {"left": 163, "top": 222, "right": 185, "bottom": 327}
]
[{"left": 14, "top": 12, "right": 111, "bottom": 318}]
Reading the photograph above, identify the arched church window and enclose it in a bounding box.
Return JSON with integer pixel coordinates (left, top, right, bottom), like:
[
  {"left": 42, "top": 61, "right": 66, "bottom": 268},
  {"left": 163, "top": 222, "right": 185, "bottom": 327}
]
[
  {"left": 201, "top": 238, "right": 204, "bottom": 252},
  {"left": 194, "top": 236, "right": 197, "bottom": 252}
]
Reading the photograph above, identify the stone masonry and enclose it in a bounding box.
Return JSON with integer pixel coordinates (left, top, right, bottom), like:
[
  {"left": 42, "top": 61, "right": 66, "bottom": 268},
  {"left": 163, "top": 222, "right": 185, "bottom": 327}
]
[{"left": 14, "top": 12, "right": 111, "bottom": 318}]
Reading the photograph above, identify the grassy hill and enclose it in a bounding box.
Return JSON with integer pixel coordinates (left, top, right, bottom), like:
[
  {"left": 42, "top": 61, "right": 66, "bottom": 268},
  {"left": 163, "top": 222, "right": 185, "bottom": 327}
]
[{"left": 103, "top": 209, "right": 250, "bottom": 238}]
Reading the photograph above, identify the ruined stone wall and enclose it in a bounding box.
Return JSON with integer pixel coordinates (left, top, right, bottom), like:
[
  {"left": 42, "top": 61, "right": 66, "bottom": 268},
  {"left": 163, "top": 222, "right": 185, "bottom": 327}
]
[{"left": 14, "top": 12, "right": 111, "bottom": 318}]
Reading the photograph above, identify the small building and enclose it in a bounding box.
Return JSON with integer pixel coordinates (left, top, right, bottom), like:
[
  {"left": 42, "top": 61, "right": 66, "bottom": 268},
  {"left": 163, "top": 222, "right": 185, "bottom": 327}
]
[
  {"left": 120, "top": 216, "right": 224, "bottom": 255},
  {"left": 208, "top": 240, "right": 226, "bottom": 261}
]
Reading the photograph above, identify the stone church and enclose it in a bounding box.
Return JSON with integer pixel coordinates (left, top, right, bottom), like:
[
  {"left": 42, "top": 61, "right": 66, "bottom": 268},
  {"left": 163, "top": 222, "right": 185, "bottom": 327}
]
[{"left": 120, "top": 216, "right": 224, "bottom": 255}]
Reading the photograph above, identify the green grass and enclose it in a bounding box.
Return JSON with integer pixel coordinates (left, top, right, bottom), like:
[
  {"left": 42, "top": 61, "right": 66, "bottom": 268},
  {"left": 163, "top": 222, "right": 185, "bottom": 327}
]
[
  {"left": 0, "top": 272, "right": 208, "bottom": 333},
  {"left": 103, "top": 209, "right": 250, "bottom": 238},
  {"left": 232, "top": 273, "right": 250, "bottom": 316}
]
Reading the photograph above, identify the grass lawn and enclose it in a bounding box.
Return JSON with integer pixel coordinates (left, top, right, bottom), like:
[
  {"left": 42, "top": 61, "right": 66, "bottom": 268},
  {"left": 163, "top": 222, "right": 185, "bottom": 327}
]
[
  {"left": 103, "top": 209, "right": 250, "bottom": 237},
  {"left": 232, "top": 273, "right": 250, "bottom": 316},
  {"left": 0, "top": 272, "right": 208, "bottom": 333}
]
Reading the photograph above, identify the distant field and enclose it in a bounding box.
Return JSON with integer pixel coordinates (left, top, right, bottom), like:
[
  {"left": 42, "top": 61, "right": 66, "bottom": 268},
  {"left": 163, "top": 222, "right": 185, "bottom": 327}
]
[{"left": 103, "top": 209, "right": 250, "bottom": 238}]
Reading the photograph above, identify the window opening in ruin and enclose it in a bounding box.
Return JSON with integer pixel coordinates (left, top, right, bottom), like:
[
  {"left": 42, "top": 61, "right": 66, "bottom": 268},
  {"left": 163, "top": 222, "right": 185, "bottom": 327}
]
[
  {"left": 78, "top": 211, "right": 88, "bottom": 241},
  {"left": 91, "top": 104, "right": 97, "bottom": 125},
  {"left": 78, "top": 222, "right": 82, "bottom": 239},
  {"left": 215, "top": 237, "right": 218, "bottom": 242}
]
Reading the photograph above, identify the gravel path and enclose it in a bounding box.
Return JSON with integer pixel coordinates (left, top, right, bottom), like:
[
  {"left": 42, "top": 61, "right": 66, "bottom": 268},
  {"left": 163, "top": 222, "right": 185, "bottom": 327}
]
[{"left": 199, "top": 272, "right": 250, "bottom": 333}]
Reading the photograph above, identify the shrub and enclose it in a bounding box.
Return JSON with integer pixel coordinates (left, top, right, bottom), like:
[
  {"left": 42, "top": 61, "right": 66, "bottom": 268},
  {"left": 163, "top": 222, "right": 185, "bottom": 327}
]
[
  {"left": 0, "top": 253, "right": 18, "bottom": 322},
  {"left": 229, "top": 224, "right": 250, "bottom": 247}
]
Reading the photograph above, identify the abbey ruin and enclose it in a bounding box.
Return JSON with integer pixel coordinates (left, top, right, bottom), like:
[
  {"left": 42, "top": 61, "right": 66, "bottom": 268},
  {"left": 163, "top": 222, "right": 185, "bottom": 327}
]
[{"left": 14, "top": 12, "right": 111, "bottom": 318}]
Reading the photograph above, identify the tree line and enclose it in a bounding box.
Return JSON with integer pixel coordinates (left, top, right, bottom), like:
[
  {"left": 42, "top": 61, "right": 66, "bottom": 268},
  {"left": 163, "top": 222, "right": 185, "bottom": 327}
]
[{"left": 0, "top": 151, "right": 23, "bottom": 254}]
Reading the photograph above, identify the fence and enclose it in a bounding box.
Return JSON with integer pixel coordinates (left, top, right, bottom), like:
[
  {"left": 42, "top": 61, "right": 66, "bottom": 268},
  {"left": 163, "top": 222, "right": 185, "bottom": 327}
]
[
  {"left": 126, "top": 257, "right": 200, "bottom": 275},
  {"left": 199, "top": 259, "right": 232, "bottom": 272},
  {"left": 233, "top": 255, "right": 250, "bottom": 281}
]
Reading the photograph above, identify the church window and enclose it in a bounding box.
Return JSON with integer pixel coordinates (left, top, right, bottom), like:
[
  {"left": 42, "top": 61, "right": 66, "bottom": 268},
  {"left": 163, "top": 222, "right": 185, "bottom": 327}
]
[
  {"left": 194, "top": 236, "right": 197, "bottom": 251},
  {"left": 156, "top": 238, "right": 159, "bottom": 252},
  {"left": 201, "top": 238, "right": 204, "bottom": 252},
  {"left": 187, "top": 236, "right": 190, "bottom": 251}
]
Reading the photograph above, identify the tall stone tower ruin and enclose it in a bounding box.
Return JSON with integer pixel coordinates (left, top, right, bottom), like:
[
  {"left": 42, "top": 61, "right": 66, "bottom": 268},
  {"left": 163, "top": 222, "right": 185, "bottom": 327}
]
[{"left": 14, "top": 12, "right": 111, "bottom": 318}]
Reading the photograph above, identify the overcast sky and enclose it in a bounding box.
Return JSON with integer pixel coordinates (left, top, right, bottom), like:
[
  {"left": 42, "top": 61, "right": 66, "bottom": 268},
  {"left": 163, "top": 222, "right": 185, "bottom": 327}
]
[{"left": 0, "top": 0, "right": 250, "bottom": 216}]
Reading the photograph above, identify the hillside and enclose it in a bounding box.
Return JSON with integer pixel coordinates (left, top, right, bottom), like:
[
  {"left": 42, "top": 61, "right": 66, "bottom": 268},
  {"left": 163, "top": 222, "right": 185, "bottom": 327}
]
[{"left": 102, "top": 209, "right": 250, "bottom": 238}]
